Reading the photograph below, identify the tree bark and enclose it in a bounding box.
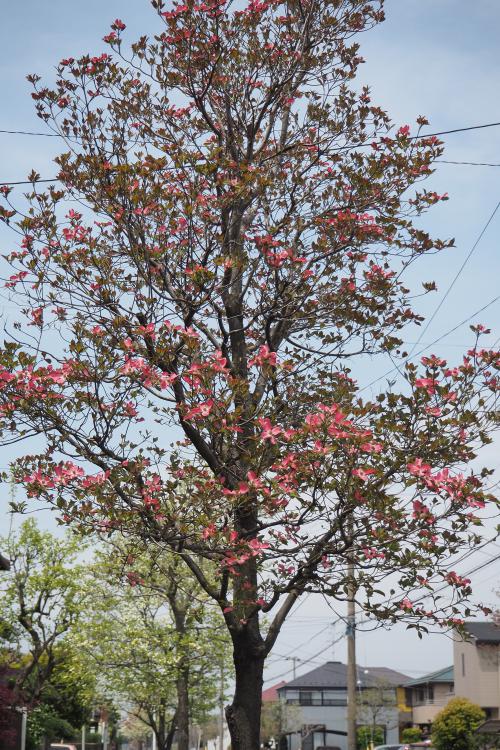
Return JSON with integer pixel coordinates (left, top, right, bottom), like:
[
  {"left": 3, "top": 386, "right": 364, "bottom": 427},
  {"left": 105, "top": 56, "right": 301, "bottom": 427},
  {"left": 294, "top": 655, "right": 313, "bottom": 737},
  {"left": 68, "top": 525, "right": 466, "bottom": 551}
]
[
  {"left": 226, "top": 628, "right": 265, "bottom": 750},
  {"left": 162, "top": 709, "right": 178, "bottom": 750},
  {"left": 176, "top": 665, "right": 190, "bottom": 750}
]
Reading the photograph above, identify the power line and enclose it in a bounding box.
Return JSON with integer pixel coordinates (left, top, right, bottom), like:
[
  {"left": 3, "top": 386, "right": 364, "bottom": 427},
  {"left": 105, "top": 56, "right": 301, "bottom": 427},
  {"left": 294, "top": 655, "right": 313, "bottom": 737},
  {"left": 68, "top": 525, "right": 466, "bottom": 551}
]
[
  {"left": 361, "top": 293, "right": 500, "bottom": 393},
  {"left": 267, "top": 623, "right": 333, "bottom": 664},
  {"left": 264, "top": 549, "right": 500, "bottom": 683},
  {"left": 410, "top": 121, "right": 500, "bottom": 139},
  {"left": 2, "top": 120, "right": 500, "bottom": 141},
  {"left": 436, "top": 160, "right": 500, "bottom": 167},
  {"left": 407, "top": 199, "right": 500, "bottom": 357},
  {"left": 264, "top": 633, "right": 346, "bottom": 684},
  {"left": 0, "top": 129, "right": 60, "bottom": 137},
  {"left": 0, "top": 178, "right": 58, "bottom": 186},
  {"left": 1, "top": 120, "right": 500, "bottom": 187}
]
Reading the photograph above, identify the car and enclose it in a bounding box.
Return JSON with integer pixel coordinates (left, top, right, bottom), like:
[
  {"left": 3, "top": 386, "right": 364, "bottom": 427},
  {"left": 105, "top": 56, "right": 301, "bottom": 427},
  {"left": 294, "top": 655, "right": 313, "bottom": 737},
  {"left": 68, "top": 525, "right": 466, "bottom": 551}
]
[
  {"left": 49, "top": 744, "right": 78, "bottom": 750},
  {"left": 374, "top": 744, "right": 435, "bottom": 750}
]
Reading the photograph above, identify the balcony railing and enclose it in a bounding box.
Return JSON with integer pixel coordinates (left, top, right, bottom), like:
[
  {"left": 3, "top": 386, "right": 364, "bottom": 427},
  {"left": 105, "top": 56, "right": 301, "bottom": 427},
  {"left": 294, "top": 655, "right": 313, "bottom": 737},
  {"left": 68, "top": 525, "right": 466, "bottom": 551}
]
[{"left": 412, "top": 695, "right": 454, "bottom": 707}]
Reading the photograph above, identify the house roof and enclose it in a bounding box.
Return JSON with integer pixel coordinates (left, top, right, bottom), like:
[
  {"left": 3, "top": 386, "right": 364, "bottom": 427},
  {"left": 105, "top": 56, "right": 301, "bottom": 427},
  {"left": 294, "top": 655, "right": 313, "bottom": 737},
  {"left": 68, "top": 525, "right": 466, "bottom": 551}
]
[
  {"left": 277, "top": 661, "right": 410, "bottom": 691},
  {"left": 463, "top": 621, "right": 500, "bottom": 644},
  {"left": 404, "top": 665, "right": 454, "bottom": 687},
  {"left": 0, "top": 553, "right": 10, "bottom": 571},
  {"left": 262, "top": 681, "right": 286, "bottom": 702}
]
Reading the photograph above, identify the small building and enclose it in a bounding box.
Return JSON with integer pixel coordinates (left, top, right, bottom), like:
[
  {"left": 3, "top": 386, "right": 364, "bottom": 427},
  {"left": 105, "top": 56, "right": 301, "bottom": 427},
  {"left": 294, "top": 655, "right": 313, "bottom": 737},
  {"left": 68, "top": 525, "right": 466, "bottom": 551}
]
[
  {"left": 404, "top": 666, "right": 454, "bottom": 732},
  {"left": 277, "top": 661, "right": 409, "bottom": 750},
  {"left": 454, "top": 621, "right": 500, "bottom": 719}
]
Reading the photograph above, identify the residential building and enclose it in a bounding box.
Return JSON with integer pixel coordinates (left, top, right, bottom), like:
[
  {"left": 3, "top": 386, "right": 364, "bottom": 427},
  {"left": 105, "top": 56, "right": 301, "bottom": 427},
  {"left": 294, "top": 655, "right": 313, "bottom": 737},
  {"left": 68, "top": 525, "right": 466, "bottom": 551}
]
[
  {"left": 277, "top": 661, "right": 410, "bottom": 750},
  {"left": 263, "top": 681, "right": 287, "bottom": 703},
  {"left": 453, "top": 621, "right": 500, "bottom": 718},
  {"left": 404, "top": 666, "right": 454, "bottom": 731}
]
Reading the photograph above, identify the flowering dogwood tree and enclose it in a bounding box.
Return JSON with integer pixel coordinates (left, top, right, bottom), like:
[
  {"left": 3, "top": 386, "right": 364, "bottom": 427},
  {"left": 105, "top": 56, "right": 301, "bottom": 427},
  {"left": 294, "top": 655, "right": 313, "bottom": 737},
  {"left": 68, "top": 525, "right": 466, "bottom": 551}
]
[{"left": 0, "top": 1, "right": 499, "bottom": 748}]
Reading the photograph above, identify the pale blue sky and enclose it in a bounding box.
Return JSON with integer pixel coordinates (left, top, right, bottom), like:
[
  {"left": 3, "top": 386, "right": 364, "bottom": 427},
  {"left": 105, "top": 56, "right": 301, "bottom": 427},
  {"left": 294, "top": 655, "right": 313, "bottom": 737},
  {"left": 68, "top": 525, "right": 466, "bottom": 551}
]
[{"left": 0, "top": 1, "right": 499, "bottom": 680}]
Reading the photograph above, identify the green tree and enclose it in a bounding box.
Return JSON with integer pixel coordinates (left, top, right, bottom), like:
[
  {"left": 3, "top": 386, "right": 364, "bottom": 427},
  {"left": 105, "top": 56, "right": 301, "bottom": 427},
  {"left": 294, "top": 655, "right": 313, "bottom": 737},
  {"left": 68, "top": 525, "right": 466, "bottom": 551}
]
[
  {"left": 38, "top": 641, "right": 97, "bottom": 732},
  {"left": 356, "top": 678, "right": 397, "bottom": 742},
  {"left": 260, "top": 699, "right": 301, "bottom": 746},
  {"left": 69, "top": 544, "right": 231, "bottom": 750},
  {"left": 0, "top": 519, "right": 88, "bottom": 707},
  {"left": 432, "top": 697, "right": 485, "bottom": 750},
  {"left": 26, "top": 703, "right": 76, "bottom": 750}
]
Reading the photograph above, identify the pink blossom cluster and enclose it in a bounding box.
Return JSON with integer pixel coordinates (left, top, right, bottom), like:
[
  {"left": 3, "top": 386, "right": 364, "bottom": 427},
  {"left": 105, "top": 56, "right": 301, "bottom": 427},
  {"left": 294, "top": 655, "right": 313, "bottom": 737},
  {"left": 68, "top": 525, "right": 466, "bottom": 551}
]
[{"left": 407, "top": 458, "right": 484, "bottom": 509}]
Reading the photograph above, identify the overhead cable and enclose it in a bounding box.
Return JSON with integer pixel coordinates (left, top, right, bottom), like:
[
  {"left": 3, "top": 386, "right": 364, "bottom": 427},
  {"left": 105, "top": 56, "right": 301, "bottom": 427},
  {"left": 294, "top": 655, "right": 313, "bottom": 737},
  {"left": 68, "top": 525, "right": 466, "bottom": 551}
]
[
  {"left": 361, "top": 294, "right": 500, "bottom": 393},
  {"left": 407, "top": 199, "right": 500, "bottom": 357}
]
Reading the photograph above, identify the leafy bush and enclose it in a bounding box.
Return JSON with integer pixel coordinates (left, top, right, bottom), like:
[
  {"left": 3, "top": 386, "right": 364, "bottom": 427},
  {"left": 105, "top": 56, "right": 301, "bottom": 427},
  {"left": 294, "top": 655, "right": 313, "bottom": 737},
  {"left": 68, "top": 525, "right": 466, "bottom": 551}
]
[
  {"left": 432, "top": 697, "right": 485, "bottom": 750},
  {"left": 27, "top": 703, "right": 77, "bottom": 750},
  {"left": 357, "top": 725, "right": 384, "bottom": 749},
  {"left": 402, "top": 727, "right": 423, "bottom": 743}
]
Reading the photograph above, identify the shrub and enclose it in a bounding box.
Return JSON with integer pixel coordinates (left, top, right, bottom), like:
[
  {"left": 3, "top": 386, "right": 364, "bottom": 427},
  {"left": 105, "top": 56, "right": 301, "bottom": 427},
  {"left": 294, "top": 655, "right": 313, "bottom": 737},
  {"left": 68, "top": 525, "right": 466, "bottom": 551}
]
[
  {"left": 432, "top": 697, "right": 485, "bottom": 750},
  {"left": 357, "top": 725, "right": 384, "bottom": 749},
  {"left": 402, "top": 727, "right": 423, "bottom": 743}
]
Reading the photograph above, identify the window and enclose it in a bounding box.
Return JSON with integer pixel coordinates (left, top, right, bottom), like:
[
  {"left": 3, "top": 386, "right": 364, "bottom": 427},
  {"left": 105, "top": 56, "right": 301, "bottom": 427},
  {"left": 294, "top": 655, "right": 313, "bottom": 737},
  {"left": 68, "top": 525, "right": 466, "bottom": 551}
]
[{"left": 299, "top": 691, "right": 322, "bottom": 706}]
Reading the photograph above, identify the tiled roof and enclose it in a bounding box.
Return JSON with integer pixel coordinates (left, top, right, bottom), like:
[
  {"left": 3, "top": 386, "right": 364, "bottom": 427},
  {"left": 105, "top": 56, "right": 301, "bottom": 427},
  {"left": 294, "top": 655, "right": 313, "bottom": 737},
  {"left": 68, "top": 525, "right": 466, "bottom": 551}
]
[
  {"left": 405, "top": 665, "right": 454, "bottom": 687},
  {"left": 262, "top": 681, "right": 286, "bottom": 702},
  {"left": 277, "top": 661, "right": 410, "bottom": 690},
  {"left": 463, "top": 621, "right": 500, "bottom": 644}
]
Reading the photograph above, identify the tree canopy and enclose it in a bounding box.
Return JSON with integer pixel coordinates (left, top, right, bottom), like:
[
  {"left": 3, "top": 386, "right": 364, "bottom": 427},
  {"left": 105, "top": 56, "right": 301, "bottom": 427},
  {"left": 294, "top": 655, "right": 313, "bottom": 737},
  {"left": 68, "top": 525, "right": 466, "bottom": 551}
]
[
  {"left": 68, "top": 544, "right": 231, "bottom": 750},
  {"left": 0, "top": 1, "right": 498, "bottom": 748},
  {"left": 0, "top": 519, "right": 87, "bottom": 707}
]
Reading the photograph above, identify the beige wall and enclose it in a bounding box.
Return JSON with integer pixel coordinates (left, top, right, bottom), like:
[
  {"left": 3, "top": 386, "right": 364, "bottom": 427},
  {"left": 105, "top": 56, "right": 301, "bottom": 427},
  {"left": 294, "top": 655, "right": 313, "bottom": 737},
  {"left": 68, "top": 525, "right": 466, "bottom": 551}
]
[
  {"left": 453, "top": 636, "right": 500, "bottom": 712},
  {"left": 410, "top": 682, "right": 454, "bottom": 725}
]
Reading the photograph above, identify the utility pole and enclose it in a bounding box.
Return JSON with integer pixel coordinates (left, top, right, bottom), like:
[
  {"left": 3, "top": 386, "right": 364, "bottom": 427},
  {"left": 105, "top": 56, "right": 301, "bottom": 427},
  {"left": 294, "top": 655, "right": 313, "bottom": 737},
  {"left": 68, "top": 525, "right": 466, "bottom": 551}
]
[
  {"left": 20, "top": 707, "right": 27, "bottom": 750},
  {"left": 290, "top": 656, "right": 300, "bottom": 679},
  {"left": 346, "top": 559, "right": 356, "bottom": 750},
  {"left": 81, "top": 723, "right": 86, "bottom": 750}
]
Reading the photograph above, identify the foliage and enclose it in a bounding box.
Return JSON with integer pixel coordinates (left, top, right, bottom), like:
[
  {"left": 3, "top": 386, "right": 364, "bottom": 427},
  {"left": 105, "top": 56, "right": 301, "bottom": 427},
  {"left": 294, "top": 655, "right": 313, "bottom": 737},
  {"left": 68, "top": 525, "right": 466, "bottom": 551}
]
[
  {"left": 68, "top": 543, "right": 231, "bottom": 750},
  {"left": 26, "top": 703, "right": 76, "bottom": 750},
  {"left": 0, "top": 0, "right": 499, "bottom": 747},
  {"left": 357, "top": 679, "right": 397, "bottom": 734},
  {"left": 357, "top": 724, "right": 384, "bottom": 749},
  {"left": 432, "top": 697, "right": 485, "bottom": 750},
  {"left": 0, "top": 519, "right": 88, "bottom": 707},
  {"left": 260, "top": 700, "right": 301, "bottom": 744},
  {"left": 38, "top": 641, "right": 96, "bottom": 730},
  {"left": 401, "top": 726, "right": 422, "bottom": 743}
]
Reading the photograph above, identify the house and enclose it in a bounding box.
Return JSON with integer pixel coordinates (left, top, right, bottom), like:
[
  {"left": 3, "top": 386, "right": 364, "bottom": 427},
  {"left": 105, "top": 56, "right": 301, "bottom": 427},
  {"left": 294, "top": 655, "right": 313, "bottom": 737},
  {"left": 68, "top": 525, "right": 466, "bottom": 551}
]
[
  {"left": 263, "top": 681, "right": 287, "bottom": 703},
  {"left": 453, "top": 621, "right": 500, "bottom": 718},
  {"left": 404, "top": 666, "right": 454, "bottom": 731},
  {"left": 277, "top": 661, "right": 410, "bottom": 750}
]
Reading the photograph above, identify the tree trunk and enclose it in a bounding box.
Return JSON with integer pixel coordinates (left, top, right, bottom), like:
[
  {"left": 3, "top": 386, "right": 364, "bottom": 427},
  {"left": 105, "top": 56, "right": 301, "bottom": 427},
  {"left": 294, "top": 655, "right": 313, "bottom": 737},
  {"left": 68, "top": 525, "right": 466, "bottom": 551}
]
[
  {"left": 161, "top": 710, "right": 178, "bottom": 750},
  {"left": 176, "top": 665, "right": 190, "bottom": 750},
  {"left": 226, "top": 629, "right": 265, "bottom": 750}
]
